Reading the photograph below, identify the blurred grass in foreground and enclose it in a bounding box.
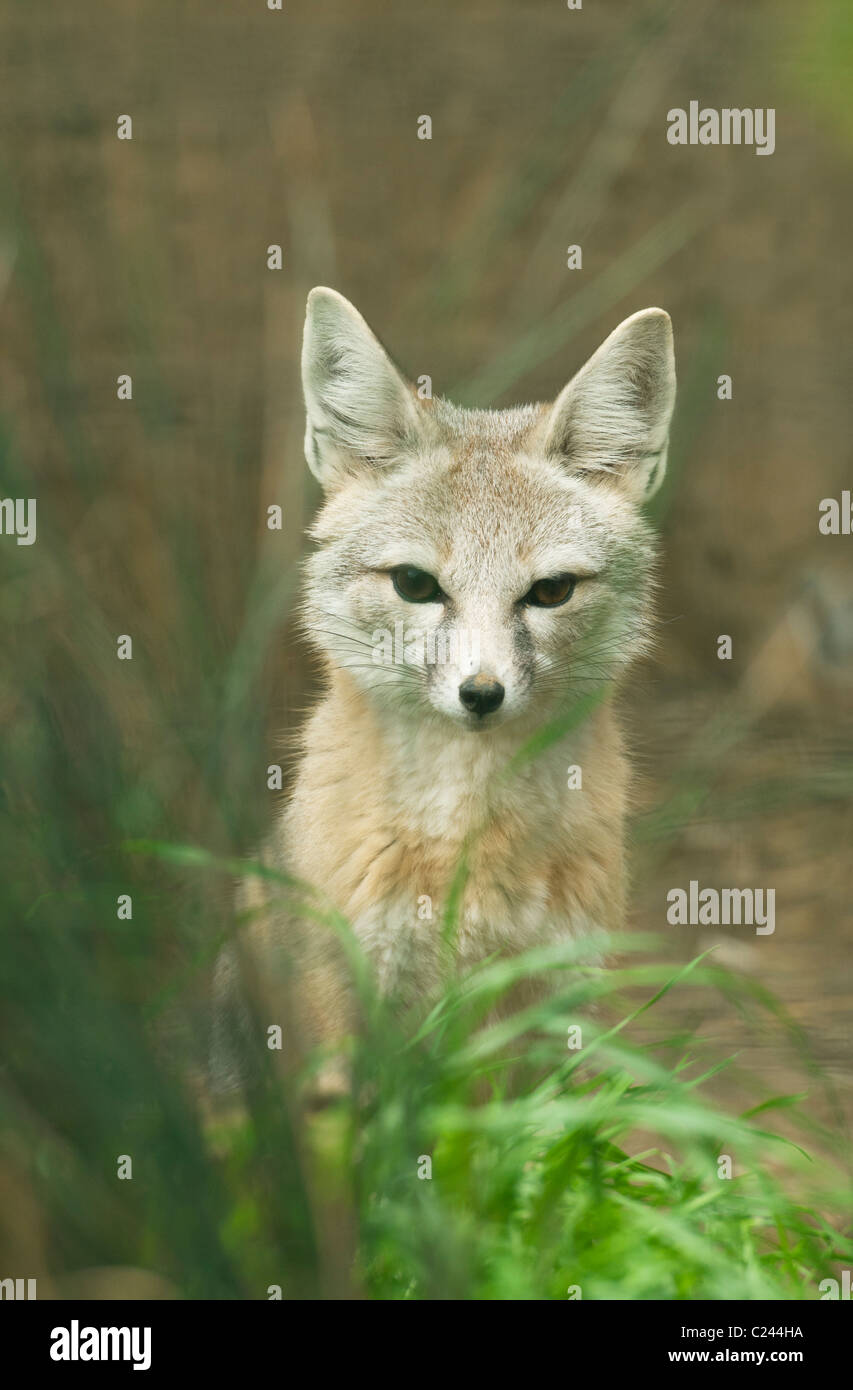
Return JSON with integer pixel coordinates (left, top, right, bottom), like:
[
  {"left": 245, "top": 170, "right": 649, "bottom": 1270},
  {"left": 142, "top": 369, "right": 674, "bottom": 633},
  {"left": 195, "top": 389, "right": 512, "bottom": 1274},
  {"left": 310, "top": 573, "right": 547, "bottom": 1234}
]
[{"left": 2, "top": 820, "right": 852, "bottom": 1299}]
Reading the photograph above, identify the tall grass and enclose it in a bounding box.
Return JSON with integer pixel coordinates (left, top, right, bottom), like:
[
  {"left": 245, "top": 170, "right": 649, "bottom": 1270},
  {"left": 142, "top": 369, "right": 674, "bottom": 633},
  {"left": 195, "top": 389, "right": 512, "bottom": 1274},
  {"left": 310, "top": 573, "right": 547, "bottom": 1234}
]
[
  {"left": 9, "top": 820, "right": 853, "bottom": 1301},
  {"left": 109, "top": 823, "right": 849, "bottom": 1302}
]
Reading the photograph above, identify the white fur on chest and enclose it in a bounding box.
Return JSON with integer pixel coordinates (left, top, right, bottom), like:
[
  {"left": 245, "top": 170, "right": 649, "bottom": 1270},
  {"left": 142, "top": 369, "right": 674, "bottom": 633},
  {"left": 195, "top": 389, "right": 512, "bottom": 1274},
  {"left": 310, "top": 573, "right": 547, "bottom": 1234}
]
[
  {"left": 348, "top": 881, "right": 572, "bottom": 1003},
  {"left": 380, "top": 715, "right": 580, "bottom": 843},
  {"left": 283, "top": 699, "right": 616, "bottom": 1004}
]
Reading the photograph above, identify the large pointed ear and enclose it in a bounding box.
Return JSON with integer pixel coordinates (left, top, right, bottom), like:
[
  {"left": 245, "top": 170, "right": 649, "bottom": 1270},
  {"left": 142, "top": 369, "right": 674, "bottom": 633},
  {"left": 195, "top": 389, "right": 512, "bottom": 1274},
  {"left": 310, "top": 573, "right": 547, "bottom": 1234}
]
[
  {"left": 301, "top": 287, "right": 422, "bottom": 489},
  {"left": 543, "top": 308, "right": 676, "bottom": 502}
]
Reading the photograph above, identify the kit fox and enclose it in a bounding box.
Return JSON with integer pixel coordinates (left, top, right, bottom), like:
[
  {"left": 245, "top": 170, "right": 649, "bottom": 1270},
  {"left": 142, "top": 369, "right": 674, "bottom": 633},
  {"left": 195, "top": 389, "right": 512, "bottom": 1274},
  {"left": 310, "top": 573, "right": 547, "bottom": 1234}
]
[{"left": 219, "top": 288, "right": 676, "bottom": 1094}]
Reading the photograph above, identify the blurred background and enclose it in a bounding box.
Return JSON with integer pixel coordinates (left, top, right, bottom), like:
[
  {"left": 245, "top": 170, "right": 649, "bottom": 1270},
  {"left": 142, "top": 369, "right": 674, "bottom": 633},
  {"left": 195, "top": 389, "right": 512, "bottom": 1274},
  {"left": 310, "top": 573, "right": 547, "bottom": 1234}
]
[{"left": 0, "top": 0, "right": 851, "bottom": 1297}]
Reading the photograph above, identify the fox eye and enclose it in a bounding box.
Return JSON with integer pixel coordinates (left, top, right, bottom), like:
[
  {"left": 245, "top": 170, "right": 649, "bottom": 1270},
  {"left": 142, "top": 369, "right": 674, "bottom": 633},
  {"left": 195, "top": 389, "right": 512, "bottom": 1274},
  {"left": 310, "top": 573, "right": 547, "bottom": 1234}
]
[
  {"left": 523, "top": 573, "right": 577, "bottom": 608},
  {"left": 391, "top": 566, "right": 443, "bottom": 603}
]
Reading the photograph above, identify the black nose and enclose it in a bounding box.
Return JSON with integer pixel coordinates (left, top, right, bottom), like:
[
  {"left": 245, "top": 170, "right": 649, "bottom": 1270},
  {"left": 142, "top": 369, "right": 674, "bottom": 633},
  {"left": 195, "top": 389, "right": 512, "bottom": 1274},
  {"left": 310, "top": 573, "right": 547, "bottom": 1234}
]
[{"left": 458, "top": 674, "right": 505, "bottom": 717}]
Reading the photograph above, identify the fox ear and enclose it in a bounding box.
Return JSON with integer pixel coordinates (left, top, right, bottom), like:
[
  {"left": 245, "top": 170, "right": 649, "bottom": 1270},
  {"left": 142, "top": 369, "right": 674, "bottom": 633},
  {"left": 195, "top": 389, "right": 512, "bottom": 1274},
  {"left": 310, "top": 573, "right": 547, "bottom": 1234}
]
[
  {"left": 301, "top": 287, "right": 421, "bottom": 488},
  {"left": 544, "top": 308, "right": 676, "bottom": 502}
]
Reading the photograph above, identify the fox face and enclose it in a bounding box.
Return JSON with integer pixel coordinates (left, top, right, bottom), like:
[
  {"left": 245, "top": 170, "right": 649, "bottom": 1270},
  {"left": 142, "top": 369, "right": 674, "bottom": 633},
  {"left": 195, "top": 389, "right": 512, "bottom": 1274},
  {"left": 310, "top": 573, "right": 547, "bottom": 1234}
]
[{"left": 300, "top": 289, "right": 675, "bottom": 733}]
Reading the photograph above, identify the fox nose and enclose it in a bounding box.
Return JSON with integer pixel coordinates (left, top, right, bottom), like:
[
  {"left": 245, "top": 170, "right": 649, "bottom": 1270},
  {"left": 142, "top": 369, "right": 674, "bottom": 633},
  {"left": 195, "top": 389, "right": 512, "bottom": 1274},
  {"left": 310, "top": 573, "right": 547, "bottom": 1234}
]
[{"left": 459, "top": 674, "right": 505, "bottom": 717}]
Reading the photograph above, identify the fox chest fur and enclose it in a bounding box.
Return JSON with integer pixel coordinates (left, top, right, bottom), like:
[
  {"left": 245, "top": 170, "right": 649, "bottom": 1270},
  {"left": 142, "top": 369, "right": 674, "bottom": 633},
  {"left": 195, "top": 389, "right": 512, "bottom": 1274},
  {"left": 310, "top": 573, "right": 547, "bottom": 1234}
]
[{"left": 259, "top": 672, "right": 627, "bottom": 1015}]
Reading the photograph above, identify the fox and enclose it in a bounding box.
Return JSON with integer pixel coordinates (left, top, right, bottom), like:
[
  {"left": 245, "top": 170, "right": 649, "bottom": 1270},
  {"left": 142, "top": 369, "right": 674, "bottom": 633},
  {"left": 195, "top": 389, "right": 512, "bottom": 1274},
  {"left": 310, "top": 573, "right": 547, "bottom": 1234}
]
[{"left": 216, "top": 287, "right": 676, "bottom": 1099}]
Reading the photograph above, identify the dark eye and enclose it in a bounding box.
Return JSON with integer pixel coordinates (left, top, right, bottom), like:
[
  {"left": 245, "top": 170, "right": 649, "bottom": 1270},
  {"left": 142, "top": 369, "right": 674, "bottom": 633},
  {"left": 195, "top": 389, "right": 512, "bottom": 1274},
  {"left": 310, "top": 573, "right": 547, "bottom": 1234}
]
[
  {"left": 391, "top": 566, "right": 443, "bottom": 603},
  {"left": 523, "top": 573, "right": 576, "bottom": 608}
]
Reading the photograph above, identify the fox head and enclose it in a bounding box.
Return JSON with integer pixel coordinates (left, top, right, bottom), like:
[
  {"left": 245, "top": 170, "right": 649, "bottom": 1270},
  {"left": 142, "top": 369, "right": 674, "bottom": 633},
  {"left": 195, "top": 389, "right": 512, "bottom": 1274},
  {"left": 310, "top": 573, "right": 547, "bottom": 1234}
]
[{"left": 299, "top": 288, "right": 675, "bottom": 733}]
